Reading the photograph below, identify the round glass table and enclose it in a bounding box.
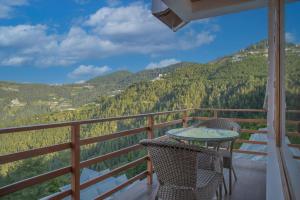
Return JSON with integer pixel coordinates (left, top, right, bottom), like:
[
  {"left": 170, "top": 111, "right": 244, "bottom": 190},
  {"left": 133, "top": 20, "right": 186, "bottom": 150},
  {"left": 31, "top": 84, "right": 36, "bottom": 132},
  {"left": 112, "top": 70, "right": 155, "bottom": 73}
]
[{"left": 166, "top": 127, "right": 239, "bottom": 144}]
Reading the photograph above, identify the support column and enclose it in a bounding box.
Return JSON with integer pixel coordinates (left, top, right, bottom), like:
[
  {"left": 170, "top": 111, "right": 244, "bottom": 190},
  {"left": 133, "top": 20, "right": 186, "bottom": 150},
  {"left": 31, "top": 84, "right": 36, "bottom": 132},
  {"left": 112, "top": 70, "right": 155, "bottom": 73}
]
[
  {"left": 71, "top": 124, "right": 80, "bottom": 200},
  {"left": 268, "top": 0, "right": 285, "bottom": 147},
  {"left": 267, "top": 0, "right": 289, "bottom": 200},
  {"left": 182, "top": 110, "right": 188, "bottom": 128},
  {"left": 146, "top": 115, "right": 154, "bottom": 184}
]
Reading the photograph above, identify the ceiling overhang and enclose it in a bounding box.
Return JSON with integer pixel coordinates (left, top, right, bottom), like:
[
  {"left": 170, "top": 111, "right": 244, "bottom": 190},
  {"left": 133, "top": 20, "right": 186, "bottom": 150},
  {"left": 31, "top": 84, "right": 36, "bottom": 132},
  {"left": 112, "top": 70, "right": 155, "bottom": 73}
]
[
  {"left": 152, "top": 0, "right": 189, "bottom": 31},
  {"left": 152, "top": 0, "right": 270, "bottom": 32},
  {"left": 161, "top": 0, "right": 269, "bottom": 21},
  {"left": 152, "top": 0, "right": 298, "bottom": 31}
]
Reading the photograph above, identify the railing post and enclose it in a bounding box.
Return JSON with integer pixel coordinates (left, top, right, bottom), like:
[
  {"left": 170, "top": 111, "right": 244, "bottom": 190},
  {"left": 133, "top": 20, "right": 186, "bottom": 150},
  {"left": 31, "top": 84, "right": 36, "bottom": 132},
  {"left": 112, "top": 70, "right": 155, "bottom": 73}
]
[
  {"left": 71, "top": 124, "right": 80, "bottom": 200},
  {"left": 146, "top": 115, "right": 154, "bottom": 185},
  {"left": 182, "top": 111, "right": 188, "bottom": 128},
  {"left": 213, "top": 110, "right": 218, "bottom": 118}
]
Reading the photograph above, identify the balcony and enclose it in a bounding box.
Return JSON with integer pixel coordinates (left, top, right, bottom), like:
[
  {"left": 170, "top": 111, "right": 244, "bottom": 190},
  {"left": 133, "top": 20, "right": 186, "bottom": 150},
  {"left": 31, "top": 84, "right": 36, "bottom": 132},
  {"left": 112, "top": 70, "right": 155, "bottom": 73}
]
[
  {"left": 0, "top": 108, "right": 299, "bottom": 199},
  {"left": 119, "top": 159, "right": 266, "bottom": 200}
]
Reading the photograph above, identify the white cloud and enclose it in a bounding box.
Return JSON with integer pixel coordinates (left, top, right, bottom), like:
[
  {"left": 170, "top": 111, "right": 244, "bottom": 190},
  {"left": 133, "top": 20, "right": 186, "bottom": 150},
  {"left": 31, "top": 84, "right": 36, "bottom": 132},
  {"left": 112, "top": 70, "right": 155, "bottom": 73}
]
[
  {"left": 68, "top": 65, "right": 111, "bottom": 79},
  {"left": 84, "top": 4, "right": 218, "bottom": 54},
  {"left": 85, "top": 4, "right": 166, "bottom": 36},
  {"left": 0, "top": 0, "right": 28, "bottom": 19},
  {"left": 75, "top": 80, "right": 86, "bottom": 84},
  {"left": 146, "top": 58, "right": 180, "bottom": 70},
  {"left": 1, "top": 56, "right": 31, "bottom": 66},
  {"left": 0, "top": 3, "right": 218, "bottom": 68},
  {"left": 59, "top": 27, "right": 119, "bottom": 58},
  {"left": 196, "top": 31, "right": 216, "bottom": 46},
  {"left": 0, "top": 24, "right": 53, "bottom": 47},
  {"left": 286, "top": 32, "right": 296, "bottom": 43}
]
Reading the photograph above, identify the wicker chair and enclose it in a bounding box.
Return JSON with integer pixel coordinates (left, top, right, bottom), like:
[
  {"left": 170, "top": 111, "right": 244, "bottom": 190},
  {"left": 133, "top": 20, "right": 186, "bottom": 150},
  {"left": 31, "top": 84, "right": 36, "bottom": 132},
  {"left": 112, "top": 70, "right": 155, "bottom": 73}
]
[
  {"left": 195, "top": 118, "right": 241, "bottom": 195},
  {"left": 140, "top": 138, "right": 223, "bottom": 200}
]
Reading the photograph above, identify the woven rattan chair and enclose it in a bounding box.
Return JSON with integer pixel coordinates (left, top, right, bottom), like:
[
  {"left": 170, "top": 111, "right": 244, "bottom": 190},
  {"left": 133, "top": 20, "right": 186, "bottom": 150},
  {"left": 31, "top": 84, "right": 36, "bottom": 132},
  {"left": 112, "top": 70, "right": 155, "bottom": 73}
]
[
  {"left": 195, "top": 118, "right": 241, "bottom": 195},
  {"left": 140, "top": 138, "right": 223, "bottom": 200}
]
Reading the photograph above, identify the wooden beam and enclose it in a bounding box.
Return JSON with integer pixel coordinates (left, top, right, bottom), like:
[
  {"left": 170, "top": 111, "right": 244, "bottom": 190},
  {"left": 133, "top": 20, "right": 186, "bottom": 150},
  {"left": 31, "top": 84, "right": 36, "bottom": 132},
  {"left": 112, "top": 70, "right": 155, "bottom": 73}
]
[
  {"left": 236, "top": 139, "right": 267, "bottom": 145},
  {"left": 233, "top": 149, "right": 267, "bottom": 156},
  {"left": 286, "top": 132, "right": 300, "bottom": 137},
  {"left": 195, "top": 108, "right": 267, "bottom": 113},
  {"left": 147, "top": 115, "right": 154, "bottom": 185},
  {"left": 0, "top": 167, "right": 71, "bottom": 197},
  {"left": 287, "top": 144, "right": 300, "bottom": 149},
  {"left": 293, "top": 156, "right": 300, "bottom": 160},
  {"left": 154, "top": 119, "right": 182, "bottom": 129},
  {"left": 0, "top": 109, "right": 193, "bottom": 135},
  {"left": 2, "top": 108, "right": 298, "bottom": 136},
  {"left": 193, "top": 116, "right": 267, "bottom": 124},
  {"left": 71, "top": 124, "right": 80, "bottom": 200},
  {"left": 80, "top": 127, "right": 147, "bottom": 146},
  {"left": 182, "top": 110, "right": 188, "bottom": 128},
  {"left": 213, "top": 110, "right": 218, "bottom": 118},
  {"left": 0, "top": 142, "right": 71, "bottom": 164},
  {"left": 240, "top": 129, "right": 268, "bottom": 134},
  {"left": 80, "top": 156, "right": 147, "bottom": 190},
  {"left": 47, "top": 189, "right": 72, "bottom": 200},
  {"left": 80, "top": 144, "right": 143, "bottom": 168},
  {"left": 269, "top": 0, "right": 285, "bottom": 147}
]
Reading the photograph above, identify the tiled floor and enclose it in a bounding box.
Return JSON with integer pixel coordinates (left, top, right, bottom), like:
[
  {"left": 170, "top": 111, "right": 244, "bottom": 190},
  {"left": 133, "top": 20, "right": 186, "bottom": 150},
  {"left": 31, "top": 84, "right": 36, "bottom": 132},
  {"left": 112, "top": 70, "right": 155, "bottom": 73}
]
[{"left": 118, "top": 159, "right": 266, "bottom": 200}]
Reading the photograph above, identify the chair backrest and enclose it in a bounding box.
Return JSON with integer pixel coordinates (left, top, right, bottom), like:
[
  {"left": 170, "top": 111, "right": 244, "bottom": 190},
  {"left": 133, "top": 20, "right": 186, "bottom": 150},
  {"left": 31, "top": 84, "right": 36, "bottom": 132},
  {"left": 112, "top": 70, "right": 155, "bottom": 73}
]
[
  {"left": 140, "top": 139, "right": 219, "bottom": 188},
  {"left": 198, "top": 118, "right": 241, "bottom": 132},
  {"left": 197, "top": 118, "right": 241, "bottom": 150}
]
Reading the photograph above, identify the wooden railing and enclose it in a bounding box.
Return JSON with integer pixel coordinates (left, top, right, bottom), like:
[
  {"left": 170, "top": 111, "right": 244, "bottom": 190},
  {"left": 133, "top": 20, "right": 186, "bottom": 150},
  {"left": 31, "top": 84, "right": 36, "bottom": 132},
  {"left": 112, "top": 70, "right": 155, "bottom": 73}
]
[{"left": 0, "top": 108, "right": 299, "bottom": 199}]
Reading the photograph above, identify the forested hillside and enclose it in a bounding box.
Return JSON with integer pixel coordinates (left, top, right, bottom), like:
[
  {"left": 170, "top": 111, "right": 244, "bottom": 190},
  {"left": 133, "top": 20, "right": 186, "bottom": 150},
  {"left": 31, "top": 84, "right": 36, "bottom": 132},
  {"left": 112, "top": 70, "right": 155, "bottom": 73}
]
[
  {"left": 0, "top": 63, "right": 189, "bottom": 124},
  {"left": 0, "top": 41, "right": 299, "bottom": 199}
]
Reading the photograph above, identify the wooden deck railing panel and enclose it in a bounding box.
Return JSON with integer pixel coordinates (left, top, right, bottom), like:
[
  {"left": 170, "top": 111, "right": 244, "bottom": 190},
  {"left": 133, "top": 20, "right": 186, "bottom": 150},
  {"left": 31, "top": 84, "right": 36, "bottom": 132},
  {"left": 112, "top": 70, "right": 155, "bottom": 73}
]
[
  {"left": 235, "top": 139, "right": 267, "bottom": 145},
  {"left": 1, "top": 108, "right": 299, "bottom": 199},
  {"left": 0, "top": 109, "right": 192, "bottom": 135},
  {"left": 0, "top": 142, "right": 71, "bottom": 164},
  {"left": 79, "top": 127, "right": 148, "bottom": 146},
  {"left": 286, "top": 132, "right": 300, "bottom": 137},
  {"left": 153, "top": 119, "right": 182, "bottom": 129},
  {"left": 193, "top": 117, "right": 267, "bottom": 124},
  {"left": 233, "top": 149, "right": 268, "bottom": 156},
  {"left": 287, "top": 143, "right": 300, "bottom": 149},
  {"left": 71, "top": 124, "right": 80, "bottom": 200},
  {"left": 195, "top": 108, "right": 267, "bottom": 113},
  {"left": 146, "top": 115, "right": 154, "bottom": 185},
  {"left": 47, "top": 189, "right": 72, "bottom": 200},
  {"left": 0, "top": 166, "right": 71, "bottom": 197},
  {"left": 80, "top": 156, "right": 147, "bottom": 190},
  {"left": 240, "top": 129, "right": 268, "bottom": 134},
  {"left": 79, "top": 144, "right": 143, "bottom": 168},
  {"left": 95, "top": 171, "right": 148, "bottom": 200}
]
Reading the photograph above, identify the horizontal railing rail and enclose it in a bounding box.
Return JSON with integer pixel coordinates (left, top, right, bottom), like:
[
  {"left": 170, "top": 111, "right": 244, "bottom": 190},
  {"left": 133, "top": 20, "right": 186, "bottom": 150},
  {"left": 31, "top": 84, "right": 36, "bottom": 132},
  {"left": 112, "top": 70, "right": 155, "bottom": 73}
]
[
  {"left": 0, "top": 108, "right": 299, "bottom": 199},
  {"left": 0, "top": 109, "right": 193, "bottom": 135}
]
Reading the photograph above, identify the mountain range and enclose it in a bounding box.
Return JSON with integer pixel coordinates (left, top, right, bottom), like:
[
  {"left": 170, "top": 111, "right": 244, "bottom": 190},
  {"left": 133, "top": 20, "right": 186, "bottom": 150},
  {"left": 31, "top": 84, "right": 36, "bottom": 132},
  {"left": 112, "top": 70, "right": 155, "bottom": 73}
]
[{"left": 1, "top": 41, "right": 299, "bottom": 128}]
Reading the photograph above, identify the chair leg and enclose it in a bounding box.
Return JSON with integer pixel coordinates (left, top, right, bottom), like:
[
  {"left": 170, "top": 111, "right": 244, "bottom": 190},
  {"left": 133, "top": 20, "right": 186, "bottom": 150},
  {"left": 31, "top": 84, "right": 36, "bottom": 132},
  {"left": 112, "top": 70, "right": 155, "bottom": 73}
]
[
  {"left": 229, "top": 167, "right": 232, "bottom": 195},
  {"left": 223, "top": 176, "right": 228, "bottom": 194},
  {"left": 219, "top": 184, "right": 223, "bottom": 200},
  {"left": 232, "top": 166, "right": 237, "bottom": 181}
]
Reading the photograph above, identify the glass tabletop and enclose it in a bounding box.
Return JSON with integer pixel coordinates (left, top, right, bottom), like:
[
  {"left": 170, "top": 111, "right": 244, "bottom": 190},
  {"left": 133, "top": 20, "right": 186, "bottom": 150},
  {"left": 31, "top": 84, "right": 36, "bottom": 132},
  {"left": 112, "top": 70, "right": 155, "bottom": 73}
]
[{"left": 166, "top": 127, "right": 239, "bottom": 142}]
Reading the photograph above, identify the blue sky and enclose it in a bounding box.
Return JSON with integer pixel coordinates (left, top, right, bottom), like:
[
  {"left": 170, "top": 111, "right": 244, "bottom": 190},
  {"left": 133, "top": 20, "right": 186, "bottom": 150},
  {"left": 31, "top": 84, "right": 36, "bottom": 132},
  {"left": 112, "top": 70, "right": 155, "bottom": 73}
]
[{"left": 0, "top": 0, "right": 299, "bottom": 84}]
